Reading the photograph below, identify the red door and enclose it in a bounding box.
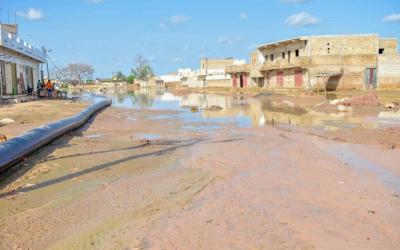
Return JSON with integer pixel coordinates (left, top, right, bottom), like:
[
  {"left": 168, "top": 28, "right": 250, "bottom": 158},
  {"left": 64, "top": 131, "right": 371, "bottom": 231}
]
[
  {"left": 243, "top": 74, "right": 247, "bottom": 88},
  {"left": 232, "top": 74, "right": 237, "bottom": 87},
  {"left": 277, "top": 71, "right": 284, "bottom": 87},
  {"left": 295, "top": 70, "right": 303, "bottom": 87}
]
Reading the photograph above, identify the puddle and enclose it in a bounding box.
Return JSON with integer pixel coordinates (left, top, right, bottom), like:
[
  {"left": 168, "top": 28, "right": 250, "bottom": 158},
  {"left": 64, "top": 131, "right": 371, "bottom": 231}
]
[
  {"left": 135, "top": 133, "right": 161, "bottom": 140},
  {"left": 83, "top": 133, "right": 106, "bottom": 138},
  {"left": 86, "top": 88, "right": 400, "bottom": 132}
]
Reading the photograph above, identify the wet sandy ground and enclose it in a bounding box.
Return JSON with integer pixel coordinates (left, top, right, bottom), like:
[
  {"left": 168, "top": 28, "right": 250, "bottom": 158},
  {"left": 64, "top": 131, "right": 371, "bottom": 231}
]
[
  {"left": 0, "top": 98, "right": 400, "bottom": 249},
  {"left": 0, "top": 99, "right": 89, "bottom": 139}
]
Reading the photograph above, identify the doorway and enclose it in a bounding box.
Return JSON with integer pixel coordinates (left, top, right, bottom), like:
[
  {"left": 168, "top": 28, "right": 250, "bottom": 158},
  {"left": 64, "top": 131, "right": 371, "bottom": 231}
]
[
  {"left": 295, "top": 69, "right": 303, "bottom": 87},
  {"left": 232, "top": 74, "right": 237, "bottom": 87},
  {"left": 277, "top": 71, "right": 284, "bottom": 87},
  {"left": 11, "top": 63, "right": 18, "bottom": 95},
  {"left": 0, "top": 61, "right": 5, "bottom": 97},
  {"left": 364, "top": 68, "right": 377, "bottom": 90}
]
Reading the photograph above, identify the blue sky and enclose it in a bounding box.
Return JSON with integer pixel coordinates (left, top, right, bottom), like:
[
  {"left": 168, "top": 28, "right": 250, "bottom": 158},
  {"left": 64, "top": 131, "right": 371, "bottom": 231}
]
[{"left": 1, "top": 0, "right": 400, "bottom": 78}]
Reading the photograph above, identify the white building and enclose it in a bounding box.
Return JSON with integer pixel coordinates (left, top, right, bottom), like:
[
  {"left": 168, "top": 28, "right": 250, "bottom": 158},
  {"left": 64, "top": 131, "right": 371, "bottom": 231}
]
[{"left": 0, "top": 24, "right": 46, "bottom": 99}]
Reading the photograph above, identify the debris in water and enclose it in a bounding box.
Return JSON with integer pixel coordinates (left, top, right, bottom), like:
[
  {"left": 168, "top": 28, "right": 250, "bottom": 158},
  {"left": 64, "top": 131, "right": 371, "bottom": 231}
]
[
  {"left": 337, "top": 105, "right": 353, "bottom": 112},
  {"left": 205, "top": 105, "right": 223, "bottom": 111},
  {"left": 140, "top": 139, "right": 151, "bottom": 145},
  {"left": 384, "top": 103, "right": 396, "bottom": 109}
]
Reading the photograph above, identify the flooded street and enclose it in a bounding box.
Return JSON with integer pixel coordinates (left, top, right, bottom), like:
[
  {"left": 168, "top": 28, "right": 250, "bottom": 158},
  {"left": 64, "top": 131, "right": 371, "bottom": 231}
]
[{"left": 1, "top": 88, "right": 400, "bottom": 249}]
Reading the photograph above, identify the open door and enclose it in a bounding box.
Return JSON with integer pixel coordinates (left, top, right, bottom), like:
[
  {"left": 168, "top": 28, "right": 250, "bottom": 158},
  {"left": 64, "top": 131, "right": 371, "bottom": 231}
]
[
  {"left": 11, "top": 63, "right": 18, "bottom": 95},
  {"left": 0, "top": 61, "right": 5, "bottom": 97},
  {"left": 364, "top": 68, "right": 377, "bottom": 90}
]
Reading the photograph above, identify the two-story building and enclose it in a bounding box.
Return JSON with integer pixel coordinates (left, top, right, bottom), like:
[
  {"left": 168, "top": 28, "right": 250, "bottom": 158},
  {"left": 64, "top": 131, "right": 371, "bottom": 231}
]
[
  {"left": 255, "top": 34, "right": 400, "bottom": 90},
  {"left": 0, "top": 24, "right": 46, "bottom": 100}
]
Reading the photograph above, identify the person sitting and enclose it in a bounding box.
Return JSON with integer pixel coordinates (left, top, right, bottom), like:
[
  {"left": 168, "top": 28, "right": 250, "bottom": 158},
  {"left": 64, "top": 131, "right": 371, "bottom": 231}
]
[{"left": 46, "top": 80, "right": 53, "bottom": 97}]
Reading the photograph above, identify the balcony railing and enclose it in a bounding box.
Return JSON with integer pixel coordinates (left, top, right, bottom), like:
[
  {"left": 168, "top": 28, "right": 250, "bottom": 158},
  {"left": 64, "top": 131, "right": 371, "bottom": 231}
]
[
  {"left": 0, "top": 30, "right": 46, "bottom": 62},
  {"left": 261, "top": 57, "right": 309, "bottom": 71}
]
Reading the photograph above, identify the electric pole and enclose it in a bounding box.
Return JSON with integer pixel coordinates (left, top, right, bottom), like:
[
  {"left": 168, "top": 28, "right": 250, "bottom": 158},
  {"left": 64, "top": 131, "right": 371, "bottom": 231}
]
[{"left": 43, "top": 47, "right": 50, "bottom": 81}]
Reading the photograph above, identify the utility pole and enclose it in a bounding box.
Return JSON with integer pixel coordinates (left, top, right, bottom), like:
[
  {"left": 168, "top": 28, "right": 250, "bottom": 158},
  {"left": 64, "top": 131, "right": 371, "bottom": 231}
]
[{"left": 43, "top": 47, "right": 50, "bottom": 81}]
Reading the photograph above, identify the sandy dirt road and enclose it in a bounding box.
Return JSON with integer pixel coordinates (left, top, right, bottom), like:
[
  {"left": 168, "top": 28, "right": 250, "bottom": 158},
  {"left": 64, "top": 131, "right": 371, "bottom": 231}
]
[{"left": 0, "top": 104, "right": 399, "bottom": 249}]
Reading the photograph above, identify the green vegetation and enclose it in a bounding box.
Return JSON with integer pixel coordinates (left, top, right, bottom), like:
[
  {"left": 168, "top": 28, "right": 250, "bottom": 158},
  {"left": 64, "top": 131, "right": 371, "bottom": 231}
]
[{"left": 130, "top": 55, "right": 154, "bottom": 82}]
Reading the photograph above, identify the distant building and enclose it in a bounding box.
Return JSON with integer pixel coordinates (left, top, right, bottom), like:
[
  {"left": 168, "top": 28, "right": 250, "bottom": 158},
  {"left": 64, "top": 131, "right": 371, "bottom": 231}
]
[
  {"left": 254, "top": 34, "right": 400, "bottom": 90},
  {"left": 0, "top": 24, "right": 46, "bottom": 99},
  {"left": 199, "top": 58, "right": 233, "bottom": 88}
]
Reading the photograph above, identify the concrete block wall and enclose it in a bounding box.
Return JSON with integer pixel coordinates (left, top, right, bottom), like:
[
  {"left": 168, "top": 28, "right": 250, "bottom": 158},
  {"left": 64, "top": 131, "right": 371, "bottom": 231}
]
[
  {"left": 308, "top": 35, "right": 379, "bottom": 56},
  {"left": 378, "top": 55, "right": 400, "bottom": 88}
]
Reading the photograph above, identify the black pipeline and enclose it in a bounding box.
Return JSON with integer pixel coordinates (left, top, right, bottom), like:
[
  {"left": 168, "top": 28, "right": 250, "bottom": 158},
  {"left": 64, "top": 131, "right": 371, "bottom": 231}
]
[{"left": 0, "top": 97, "right": 111, "bottom": 172}]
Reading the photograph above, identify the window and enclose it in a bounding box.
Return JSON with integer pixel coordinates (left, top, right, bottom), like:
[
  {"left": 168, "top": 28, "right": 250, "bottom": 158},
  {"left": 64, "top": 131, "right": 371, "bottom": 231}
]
[
  {"left": 282, "top": 52, "right": 285, "bottom": 58},
  {"left": 288, "top": 51, "right": 291, "bottom": 62},
  {"left": 379, "top": 48, "right": 385, "bottom": 55},
  {"left": 295, "top": 50, "right": 299, "bottom": 57},
  {"left": 305, "top": 40, "right": 308, "bottom": 46},
  {"left": 270, "top": 54, "right": 274, "bottom": 61},
  {"left": 265, "top": 55, "right": 269, "bottom": 61}
]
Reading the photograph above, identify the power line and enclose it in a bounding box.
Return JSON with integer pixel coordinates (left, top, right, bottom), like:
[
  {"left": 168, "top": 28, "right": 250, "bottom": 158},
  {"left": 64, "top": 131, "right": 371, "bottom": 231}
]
[{"left": 47, "top": 53, "right": 61, "bottom": 72}]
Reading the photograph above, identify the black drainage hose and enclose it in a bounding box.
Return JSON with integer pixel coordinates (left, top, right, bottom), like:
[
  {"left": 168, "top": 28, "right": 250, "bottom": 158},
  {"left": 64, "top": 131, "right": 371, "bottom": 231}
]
[{"left": 0, "top": 96, "right": 111, "bottom": 172}]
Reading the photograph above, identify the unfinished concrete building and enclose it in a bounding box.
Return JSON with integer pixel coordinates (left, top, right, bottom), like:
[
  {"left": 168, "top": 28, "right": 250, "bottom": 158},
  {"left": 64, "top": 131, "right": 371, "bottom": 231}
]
[
  {"left": 256, "top": 34, "right": 400, "bottom": 90},
  {"left": 199, "top": 58, "right": 234, "bottom": 88}
]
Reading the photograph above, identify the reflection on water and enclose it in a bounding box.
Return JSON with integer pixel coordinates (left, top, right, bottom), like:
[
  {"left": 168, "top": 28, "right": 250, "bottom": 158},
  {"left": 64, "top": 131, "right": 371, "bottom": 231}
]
[{"left": 101, "top": 88, "right": 400, "bottom": 131}]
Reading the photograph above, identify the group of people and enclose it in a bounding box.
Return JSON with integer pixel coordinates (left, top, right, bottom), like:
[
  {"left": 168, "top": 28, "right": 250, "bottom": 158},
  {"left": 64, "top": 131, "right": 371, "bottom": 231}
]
[{"left": 36, "top": 80, "right": 55, "bottom": 97}]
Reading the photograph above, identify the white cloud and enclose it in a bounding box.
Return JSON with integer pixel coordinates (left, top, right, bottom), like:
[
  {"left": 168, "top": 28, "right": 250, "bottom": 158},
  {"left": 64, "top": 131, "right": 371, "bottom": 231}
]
[
  {"left": 172, "top": 57, "right": 183, "bottom": 63},
  {"left": 159, "top": 23, "right": 166, "bottom": 29},
  {"left": 286, "top": 12, "right": 318, "bottom": 27},
  {"left": 88, "top": 0, "right": 104, "bottom": 4},
  {"left": 66, "top": 44, "right": 78, "bottom": 50},
  {"left": 281, "top": 0, "right": 310, "bottom": 3},
  {"left": 382, "top": 13, "right": 400, "bottom": 22},
  {"left": 217, "top": 36, "right": 242, "bottom": 45},
  {"left": 17, "top": 8, "right": 44, "bottom": 21},
  {"left": 240, "top": 13, "right": 248, "bottom": 20},
  {"left": 147, "top": 55, "right": 156, "bottom": 62},
  {"left": 170, "top": 15, "right": 190, "bottom": 24}
]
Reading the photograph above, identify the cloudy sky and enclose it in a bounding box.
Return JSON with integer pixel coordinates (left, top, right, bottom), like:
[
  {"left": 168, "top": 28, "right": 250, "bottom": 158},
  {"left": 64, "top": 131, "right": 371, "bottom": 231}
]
[{"left": 1, "top": 0, "right": 399, "bottom": 78}]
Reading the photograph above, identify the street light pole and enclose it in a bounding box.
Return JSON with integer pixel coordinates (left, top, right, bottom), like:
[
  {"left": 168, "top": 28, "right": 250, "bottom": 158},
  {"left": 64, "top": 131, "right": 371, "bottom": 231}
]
[{"left": 43, "top": 46, "right": 50, "bottom": 81}]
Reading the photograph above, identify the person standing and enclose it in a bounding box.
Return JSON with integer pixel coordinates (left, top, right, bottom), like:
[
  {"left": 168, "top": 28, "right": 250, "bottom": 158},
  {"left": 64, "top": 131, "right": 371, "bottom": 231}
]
[{"left": 46, "top": 80, "right": 53, "bottom": 97}]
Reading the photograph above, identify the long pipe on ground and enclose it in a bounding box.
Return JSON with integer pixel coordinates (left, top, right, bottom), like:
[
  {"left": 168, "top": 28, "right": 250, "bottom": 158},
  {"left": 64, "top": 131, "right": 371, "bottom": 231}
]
[{"left": 0, "top": 96, "right": 111, "bottom": 172}]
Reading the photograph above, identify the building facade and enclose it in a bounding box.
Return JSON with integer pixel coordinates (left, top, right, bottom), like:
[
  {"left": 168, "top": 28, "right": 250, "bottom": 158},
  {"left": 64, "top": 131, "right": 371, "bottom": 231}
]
[
  {"left": 199, "top": 58, "right": 233, "bottom": 88},
  {"left": 254, "top": 34, "right": 400, "bottom": 90},
  {"left": 0, "top": 24, "right": 46, "bottom": 99}
]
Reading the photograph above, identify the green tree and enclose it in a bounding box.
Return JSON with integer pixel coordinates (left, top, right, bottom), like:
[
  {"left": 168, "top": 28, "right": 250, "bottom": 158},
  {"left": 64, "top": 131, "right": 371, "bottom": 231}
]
[
  {"left": 131, "top": 55, "right": 154, "bottom": 82},
  {"left": 126, "top": 75, "right": 135, "bottom": 84},
  {"left": 113, "top": 71, "right": 126, "bottom": 81}
]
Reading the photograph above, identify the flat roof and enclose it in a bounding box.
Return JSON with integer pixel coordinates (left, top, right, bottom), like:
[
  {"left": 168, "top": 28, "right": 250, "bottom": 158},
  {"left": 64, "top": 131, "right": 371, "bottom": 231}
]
[{"left": 257, "top": 33, "right": 381, "bottom": 50}]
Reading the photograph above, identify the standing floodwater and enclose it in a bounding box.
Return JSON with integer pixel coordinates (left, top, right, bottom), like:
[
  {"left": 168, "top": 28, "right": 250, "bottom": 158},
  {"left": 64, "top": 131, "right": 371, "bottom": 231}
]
[{"left": 1, "top": 88, "right": 400, "bottom": 249}]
